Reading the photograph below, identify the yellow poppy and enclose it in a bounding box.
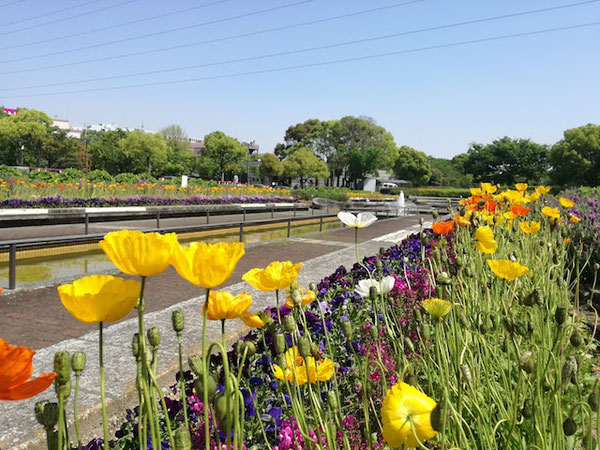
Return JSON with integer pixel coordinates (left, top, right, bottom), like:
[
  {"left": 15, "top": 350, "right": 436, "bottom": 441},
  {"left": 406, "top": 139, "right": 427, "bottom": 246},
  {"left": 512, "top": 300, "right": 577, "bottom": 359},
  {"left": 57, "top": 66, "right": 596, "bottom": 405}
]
[
  {"left": 240, "top": 312, "right": 266, "bottom": 328},
  {"left": 559, "top": 197, "right": 575, "bottom": 208},
  {"left": 170, "top": 241, "right": 245, "bottom": 289},
  {"left": 58, "top": 275, "right": 141, "bottom": 324},
  {"left": 500, "top": 189, "right": 525, "bottom": 205},
  {"left": 535, "top": 186, "right": 550, "bottom": 194},
  {"left": 542, "top": 206, "right": 561, "bottom": 221},
  {"left": 422, "top": 298, "right": 452, "bottom": 319},
  {"left": 99, "top": 230, "right": 178, "bottom": 277},
  {"left": 381, "top": 381, "right": 437, "bottom": 448},
  {"left": 480, "top": 182, "right": 497, "bottom": 194},
  {"left": 515, "top": 183, "right": 528, "bottom": 192},
  {"left": 487, "top": 259, "right": 529, "bottom": 280},
  {"left": 242, "top": 261, "right": 302, "bottom": 291},
  {"left": 272, "top": 347, "right": 334, "bottom": 385},
  {"left": 454, "top": 213, "right": 471, "bottom": 227},
  {"left": 569, "top": 215, "right": 581, "bottom": 224},
  {"left": 503, "top": 211, "right": 517, "bottom": 221},
  {"left": 284, "top": 289, "right": 316, "bottom": 308},
  {"left": 525, "top": 192, "right": 541, "bottom": 203},
  {"left": 519, "top": 221, "right": 541, "bottom": 234},
  {"left": 202, "top": 291, "right": 252, "bottom": 320},
  {"left": 474, "top": 226, "right": 497, "bottom": 254}
]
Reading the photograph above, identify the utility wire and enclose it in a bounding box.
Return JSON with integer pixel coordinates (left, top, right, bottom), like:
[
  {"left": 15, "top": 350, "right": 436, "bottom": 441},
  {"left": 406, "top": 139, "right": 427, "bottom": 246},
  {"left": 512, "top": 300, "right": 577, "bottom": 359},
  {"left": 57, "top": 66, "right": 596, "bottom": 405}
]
[
  {"left": 0, "top": 0, "right": 107, "bottom": 27},
  {"left": 0, "top": 0, "right": 314, "bottom": 63},
  {"left": 0, "top": 0, "right": 425, "bottom": 74},
  {"left": 0, "top": 0, "right": 140, "bottom": 36},
  {"left": 4, "top": 0, "right": 597, "bottom": 90},
  {"left": 0, "top": 0, "right": 24, "bottom": 10},
  {"left": 0, "top": 0, "right": 233, "bottom": 51},
  {"left": 2, "top": 21, "right": 598, "bottom": 99}
]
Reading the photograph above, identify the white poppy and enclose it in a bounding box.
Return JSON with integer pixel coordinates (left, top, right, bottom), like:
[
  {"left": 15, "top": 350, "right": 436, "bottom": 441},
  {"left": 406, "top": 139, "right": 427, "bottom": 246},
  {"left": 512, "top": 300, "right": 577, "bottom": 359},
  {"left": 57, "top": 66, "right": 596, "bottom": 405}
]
[
  {"left": 355, "top": 276, "right": 395, "bottom": 297},
  {"left": 337, "top": 211, "right": 378, "bottom": 228}
]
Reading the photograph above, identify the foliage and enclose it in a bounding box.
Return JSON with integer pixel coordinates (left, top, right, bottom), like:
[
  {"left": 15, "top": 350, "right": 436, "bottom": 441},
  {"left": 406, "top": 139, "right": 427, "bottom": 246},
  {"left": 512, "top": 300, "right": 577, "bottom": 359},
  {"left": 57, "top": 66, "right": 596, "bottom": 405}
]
[
  {"left": 461, "top": 137, "right": 549, "bottom": 184},
  {"left": 117, "top": 130, "right": 168, "bottom": 174},
  {"left": 202, "top": 131, "right": 247, "bottom": 182},
  {"left": 0, "top": 164, "right": 22, "bottom": 178},
  {"left": 0, "top": 109, "right": 54, "bottom": 166},
  {"left": 393, "top": 145, "right": 432, "bottom": 186},
  {"left": 87, "top": 169, "right": 112, "bottom": 183},
  {"left": 291, "top": 186, "right": 350, "bottom": 202},
  {"left": 87, "top": 129, "right": 129, "bottom": 175},
  {"left": 402, "top": 186, "right": 472, "bottom": 197},
  {"left": 57, "top": 168, "right": 85, "bottom": 182},
  {"left": 160, "top": 125, "right": 195, "bottom": 176},
  {"left": 26, "top": 170, "right": 57, "bottom": 182},
  {"left": 283, "top": 147, "right": 329, "bottom": 187},
  {"left": 428, "top": 156, "right": 473, "bottom": 187},
  {"left": 113, "top": 173, "right": 139, "bottom": 184},
  {"left": 259, "top": 153, "right": 284, "bottom": 179},
  {"left": 550, "top": 123, "right": 600, "bottom": 187}
]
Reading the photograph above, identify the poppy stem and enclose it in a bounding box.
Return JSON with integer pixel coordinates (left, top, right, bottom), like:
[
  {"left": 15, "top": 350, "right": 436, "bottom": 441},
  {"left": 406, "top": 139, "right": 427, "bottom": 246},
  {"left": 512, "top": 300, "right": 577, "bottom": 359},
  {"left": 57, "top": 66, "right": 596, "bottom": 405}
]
[
  {"left": 99, "top": 321, "right": 109, "bottom": 449},
  {"left": 275, "top": 290, "right": 282, "bottom": 326},
  {"left": 73, "top": 371, "right": 82, "bottom": 450},
  {"left": 202, "top": 287, "right": 211, "bottom": 450},
  {"left": 176, "top": 332, "right": 189, "bottom": 430}
]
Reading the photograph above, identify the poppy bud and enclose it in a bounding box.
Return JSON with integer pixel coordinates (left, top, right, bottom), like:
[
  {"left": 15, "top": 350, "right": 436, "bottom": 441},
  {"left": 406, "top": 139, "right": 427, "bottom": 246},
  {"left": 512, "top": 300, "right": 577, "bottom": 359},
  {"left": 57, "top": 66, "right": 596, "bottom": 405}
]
[
  {"left": 419, "top": 217, "right": 424, "bottom": 225},
  {"left": 502, "top": 317, "right": 514, "bottom": 334},
  {"left": 403, "top": 256, "right": 409, "bottom": 264},
  {"left": 403, "top": 337, "right": 415, "bottom": 353},
  {"left": 309, "top": 282, "right": 317, "bottom": 293},
  {"left": 563, "top": 417, "right": 577, "bottom": 436},
  {"left": 455, "top": 256, "right": 463, "bottom": 268},
  {"left": 188, "top": 355, "right": 203, "bottom": 376},
  {"left": 519, "top": 351, "right": 535, "bottom": 374},
  {"left": 172, "top": 309, "right": 184, "bottom": 334},
  {"left": 174, "top": 426, "right": 192, "bottom": 450},
  {"left": 432, "top": 211, "right": 439, "bottom": 219},
  {"left": 147, "top": 327, "right": 161, "bottom": 348},
  {"left": 369, "top": 286, "right": 378, "bottom": 301},
  {"left": 53, "top": 351, "right": 70, "bottom": 386},
  {"left": 421, "top": 322, "right": 431, "bottom": 341},
  {"left": 35, "top": 400, "right": 59, "bottom": 429},
  {"left": 132, "top": 333, "right": 140, "bottom": 359},
  {"left": 274, "top": 334, "right": 286, "bottom": 355},
  {"left": 379, "top": 247, "right": 385, "bottom": 256},
  {"left": 55, "top": 378, "right": 71, "bottom": 398},
  {"left": 194, "top": 374, "right": 217, "bottom": 401},
  {"left": 430, "top": 398, "right": 444, "bottom": 431},
  {"left": 327, "top": 391, "right": 339, "bottom": 411},
  {"left": 521, "top": 399, "right": 533, "bottom": 419},
  {"left": 414, "top": 309, "right": 422, "bottom": 322},
  {"left": 311, "top": 344, "right": 320, "bottom": 358},
  {"left": 238, "top": 341, "right": 257, "bottom": 357},
  {"left": 465, "top": 267, "right": 473, "bottom": 278},
  {"left": 214, "top": 393, "right": 234, "bottom": 430},
  {"left": 341, "top": 320, "right": 353, "bottom": 340},
  {"left": 437, "top": 272, "right": 451, "bottom": 286},
  {"left": 375, "top": 259, "right": 383, "bottom": 272},
  {"left": 71, "top": 352, "right": 86, "bottom": 374},
  {"left": 522, "top": 292, "right": 535, "bottom": 307},
  {"left": 458, "top": 314, "right": 470, "bottom": 330},
  {"left": 594, "top": 263, "right": 600, "bottom": 272},
  {"left": 283, "top": 315, "right": 296, "bottom": 333},
  {"left": 561, "top": 356, "right": 578, "bottom": 382},
  {"left": 570, "top": 330, "right": 583, "bottom": 347},
  {"left": 291, "top": 289, "right": 303, "bottom": 307},
  {"left": 369, "top": 324, "right": 378, "bottom": 340},
  {"left": 461, "top": 364, "right": 472, "bottom": 387},
  {"left": 276, "top": 355, "right": 286, "bottom": 370},
  {"left": 555, "top": 306, "right": 568, "bottom": 326},
  {"left": 298, "top": 337, "right": 311, "bottom": 357},
  {"left": 588, "top": 383, "right": 599, "bottom": 412}
]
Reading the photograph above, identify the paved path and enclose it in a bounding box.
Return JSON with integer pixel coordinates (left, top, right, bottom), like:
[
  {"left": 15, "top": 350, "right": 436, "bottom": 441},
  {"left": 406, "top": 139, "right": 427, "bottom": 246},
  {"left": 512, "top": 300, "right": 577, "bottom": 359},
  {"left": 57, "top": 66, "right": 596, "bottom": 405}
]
[{"left": 0, "top": 216, "right": 424, "bottom": 449}]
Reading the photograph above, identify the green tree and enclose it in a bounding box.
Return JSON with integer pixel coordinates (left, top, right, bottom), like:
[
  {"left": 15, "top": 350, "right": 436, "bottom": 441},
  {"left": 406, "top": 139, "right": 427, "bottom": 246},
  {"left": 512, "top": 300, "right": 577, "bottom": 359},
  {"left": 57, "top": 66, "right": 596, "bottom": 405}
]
[
  {"left": 274, "top": 119, "right": 322, "bottom": 159},
  {"left": 259, "top": 153, "right": 284, "bottom": 181},
  {"left": 87, "top": 129, "right": 129, "bottom": 175},
  {"left": 393, "top": 146, "right": 432, "bottom": 186},
  {"left": 202, "top": 131, "right": 247, "bottom": 181},
  {"left": 462, "top": 137, "right": 549, "bottom": 185},
  {"left": 117, "top": 130, "right": 167, "bottom": 174},
  {"left": 550, "top": 124, "right": 600, "bottom": 186},
  {"left": 428, "top": 156, "right": 472, "bottom": 187},
  {"left": 283, "top": 147, "right": 329, "bottom": 188},
  {"left": 0, "top": 109, "right": 53, "bottom": 166},
  {"left": 160, "top": 125, "right": 195, "bottom": 175},
  {"left": 40, "top": 129, "right": 83, "bottom": 169}
]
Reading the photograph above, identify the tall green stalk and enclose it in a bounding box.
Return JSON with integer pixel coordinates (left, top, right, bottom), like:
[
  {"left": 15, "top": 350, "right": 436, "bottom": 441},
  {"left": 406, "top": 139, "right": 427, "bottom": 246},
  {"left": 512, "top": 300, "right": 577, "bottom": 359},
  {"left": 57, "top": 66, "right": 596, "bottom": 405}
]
[{"left": 99, "top": 321, "right": 109, "bottom": 448}]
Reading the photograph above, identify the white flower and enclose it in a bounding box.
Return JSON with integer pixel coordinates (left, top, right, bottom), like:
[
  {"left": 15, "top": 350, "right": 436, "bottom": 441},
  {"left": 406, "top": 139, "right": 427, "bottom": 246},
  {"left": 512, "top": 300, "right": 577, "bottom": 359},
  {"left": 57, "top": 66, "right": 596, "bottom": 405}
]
[
  {"left": 337, "top": 211, "right": 378, "bottom": 228},
  {"left": 355, "top": 276, "right": 395, "bottom": 297}
]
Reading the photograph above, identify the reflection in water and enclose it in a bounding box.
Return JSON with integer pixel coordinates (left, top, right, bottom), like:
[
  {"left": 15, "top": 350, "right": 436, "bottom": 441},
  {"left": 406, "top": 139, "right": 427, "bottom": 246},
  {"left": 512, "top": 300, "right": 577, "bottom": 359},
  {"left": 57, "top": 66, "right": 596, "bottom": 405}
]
[{"left": 0, "top": 221, "right": 341, "bottom": 289}]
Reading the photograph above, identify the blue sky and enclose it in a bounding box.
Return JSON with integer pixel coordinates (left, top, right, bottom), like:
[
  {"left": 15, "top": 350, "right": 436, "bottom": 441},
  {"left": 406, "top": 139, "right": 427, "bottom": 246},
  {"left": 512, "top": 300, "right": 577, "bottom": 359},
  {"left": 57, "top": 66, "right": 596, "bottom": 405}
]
[{"left": 0, "top": 0, "right": 598, "bottom": 158}]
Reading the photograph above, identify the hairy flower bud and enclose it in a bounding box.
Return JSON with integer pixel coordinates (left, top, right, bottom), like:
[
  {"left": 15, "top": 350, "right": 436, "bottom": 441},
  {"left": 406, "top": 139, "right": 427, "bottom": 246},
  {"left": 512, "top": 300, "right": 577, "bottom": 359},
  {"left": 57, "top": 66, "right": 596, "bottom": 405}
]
[
  {"left": 519, "top": 350, "right": 536, "bottom": 374},
  {"left": 147, "top": 327, "right": 161, "bottom": 348},
  {"left": 311, "top": 343, "right": 320, "bottom": 358},
  {"left": 194, "top": 374, "right": 217, "bottom": 401},
  {"left": 461, "top": 364, "right": 472, "bottom": 387},
  {"left": 174, "top": 426, "right": 192, "bottom": 450},
  {"left": 403, "top": 337, "right": 415, "bottom": 353},
  {"left": 430, "top": 399, "right": 444, "bottom": 432},
  {"left": 298, "top": 337, "right": 311, "bottom": 358},
  {"left": 274, "top": 333, "right": 286, "bottom": 355},
  {"left": 172, "top": 309, "right": 184, "bottom": 334},
  {"left": 188, "top": 355, "right": 203, "bottom": 376},
  {"left": 594, "top": 263, "right": 600, "bottom": 272},
  {"left": 35, "top": 400, "right": 59, "bottom": 429},
  {"left": 71, "top": 352, "right": 86, "bottom": 374},
  {"left": 283, "top": 314, "right": 297, "bottom": 333},
  {"left": 131, "top": 333, "right": 140, "bottom": 359},
  {"left": 570, "top": 330, "right": 583, "bottom": 347},
  {"left": 53, "top": 351, "right": 70, "bottom": 386},
  {"left": 309, "top": 282, "right": 317, "bottom": 293},
  {"left": 369, "top": 286, "right": 378, "bottom": 301},
  {"left": 375, "top": 259, "right": 383, "bottom": 272},
  {"left": 561, "top": 356, "right": 578, "bottom": 382},
  {"left": 240, "top": 341, "right": 256, "bottom": 357},
  {"left": 588, "top": 381, "right": 599, "bottom": 412},
  {"left": 502, "top": 317, "right": 514, "bottom": 334},
  {"left": 214, "top": 393, "right": 234, "bottom": 430},
  {"left": 341, "top": 320, "right": 353, "bottom": 340},
  {"left": 327, "top": 390, "right": 339, "bottom": 411},
  {"left": 521, "top": 399, "right": 533, "bottom": 419},
  {"left": 437, "top": 272, "right": 451, "bottom": 286},
  {"left": 555, "top": 306, "right": 568, "bottom": 326},
  {"left": 369, "top": 324, "right": 378, "bottom": 340},
  {"left": 563, "top": 417, "right": 577, "bottom": 436},
  {"left": 291, "top": 289, "right": 303, "bottom": 307}
]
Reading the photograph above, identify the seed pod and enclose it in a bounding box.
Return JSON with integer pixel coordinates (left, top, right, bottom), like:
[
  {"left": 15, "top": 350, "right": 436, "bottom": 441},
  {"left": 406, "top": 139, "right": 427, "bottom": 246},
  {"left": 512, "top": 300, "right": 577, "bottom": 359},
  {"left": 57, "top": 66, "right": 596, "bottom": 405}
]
[
  {"left": 430, "top": 399, "right": 444, "bottom": 431},
  {"left": 131, "top": 333, "right": 140, "bottom": 359},
  {"left": 174, "top": 426, "right": 192, "bottom": 450},
  {"left": 570, "top": 330, "right": 583, "bottom": 347},
  {"left": 563, "top": 417, "right": 577, "bottom": 436},
  {"left": 461, "top": 364, "right": 472, "bottom": 387},
  {"left": 147, "top": 327, "right": 161, "bottom": 348},
  {"left": 561, "top": 356, "right": 578, "bottom": 382},
  {"left": 519, "top": 351, "right": 536, "bottom": 374},
  {"left": 35, "top": 401, "right": 59, "bottom": 429},
  {"left": 521, "top": 399, "right": 533, "bottom": 419},
  {"left": 283, "top": 315, "right": 297, "bottom": 333},
  {"left": 194, "top": 374, "right": 217, "bottom": 401},
  {"left": 298, "top": 337, "right": 311, "bottom": 357},
  {"left": 188, "top": 355, "right": 203, "bottom": 376},
  {"left": 172, "top": 309, "right": 184, "bottom": 334},
  {"left": 71, "top": 352, "right": 86, "bottom": 373},
  {"left": 274, "top": 334, "right": 286, "bottom": 355},
  {"left": 369, "top": 286, "right": 378, "bottom": 301},
  {"left": 341, "top": 320, "right": 353, "bottom": 340},
  {"left": 309, "top": 282, "right": 317, "bottom": 292},
  {"left": 327, "top": 390, "right": 339, "bottom": 411},
  {"left": 555, "top": 306, "right": 567, "bottom": 326},
  {"left": 53, "top": 351, "right": 70, "bottom": 386}
]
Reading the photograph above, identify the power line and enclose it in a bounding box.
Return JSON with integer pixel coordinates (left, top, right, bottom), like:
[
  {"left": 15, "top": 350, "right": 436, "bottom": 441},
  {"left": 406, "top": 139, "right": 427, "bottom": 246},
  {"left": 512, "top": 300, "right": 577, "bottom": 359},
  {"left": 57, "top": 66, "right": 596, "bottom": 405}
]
[
  {"left": 4, "top": 0, "right": 597, "bottom": 90},
  {"left": 0, "top": 0, "right": 24, "bottom": 9},
  {"left": 0, "top": 0, "right": 314, "bottom": 63},
  {"left": 2, "top": 21, "right": 597, "bottom": 99},
  {"left": 0, "top": 0, "right": 425, "bottom": 74},
  {"left": 0, "top": 0, "right": 140, "bottom": 36},
  {"left": 0, "top": 0, "right": 106, "bottom": 27},
  {"left": 0, "top": 0, "right": 233, "bottom": 51}
]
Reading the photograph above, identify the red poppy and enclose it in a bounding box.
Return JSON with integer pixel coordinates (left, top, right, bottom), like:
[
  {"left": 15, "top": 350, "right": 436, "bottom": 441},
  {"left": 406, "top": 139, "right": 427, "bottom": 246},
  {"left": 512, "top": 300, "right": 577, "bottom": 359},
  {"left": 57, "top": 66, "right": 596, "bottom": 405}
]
[
  {"left": 510, "top": 205, "right": 531, "bottom": 217},
  {"left": 432, "top": 220, "right": 454, "bottom": 235},
  {"left": 0, "top": 338, "right": 56, "bottom": 401}
]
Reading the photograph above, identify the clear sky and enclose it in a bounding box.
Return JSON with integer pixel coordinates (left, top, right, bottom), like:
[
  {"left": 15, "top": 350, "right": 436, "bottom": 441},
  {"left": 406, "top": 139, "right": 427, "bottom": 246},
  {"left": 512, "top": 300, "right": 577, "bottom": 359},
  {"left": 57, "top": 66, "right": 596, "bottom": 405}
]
[{"left": 0, "top": 0, "right": 598, "bottom": 158}]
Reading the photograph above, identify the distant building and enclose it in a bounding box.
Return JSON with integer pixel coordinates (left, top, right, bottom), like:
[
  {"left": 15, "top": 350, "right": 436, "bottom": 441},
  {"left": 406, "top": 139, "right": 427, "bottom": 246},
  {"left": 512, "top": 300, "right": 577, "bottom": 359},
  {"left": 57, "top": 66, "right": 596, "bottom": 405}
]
[
  {"left": 188, "top": 138, "right": 259, "bottom": 156},
  {"left": 1, "top": 107, "right": 18, "bottom": 116}
]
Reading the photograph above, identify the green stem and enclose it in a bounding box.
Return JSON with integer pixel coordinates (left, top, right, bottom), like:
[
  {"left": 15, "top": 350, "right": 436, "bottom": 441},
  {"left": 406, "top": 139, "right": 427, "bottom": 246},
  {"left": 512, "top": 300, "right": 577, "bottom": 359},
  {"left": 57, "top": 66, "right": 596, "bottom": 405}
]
[
  {"left": 177, "top": 333, "right": 189, "bottom": 430},
  {"left": 99, "top": 321, "right": 109, "bottom": 448},
  {"left": 73, "top": 372, "right": 82, "bottom": 450},
  {"left": 57, "top": 392, "right": 65, "bottom": 450},
  {"left": 202, "top": 287, "right": 211, "bottom": 450}
]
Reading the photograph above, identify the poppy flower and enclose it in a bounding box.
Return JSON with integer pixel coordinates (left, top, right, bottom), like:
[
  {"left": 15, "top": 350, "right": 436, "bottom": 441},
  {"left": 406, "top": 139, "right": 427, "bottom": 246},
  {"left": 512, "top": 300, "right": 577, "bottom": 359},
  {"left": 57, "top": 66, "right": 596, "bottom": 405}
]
[
  {"left": 487, "top": 259, "right": 529, "bottom": 280},
  {"left": 285, "top": 290, "right": 316, "bottom": 308},
  {"left": 569, "top": 215, "right": 581, "bottom": 224},
  {"left": 337, "top": 211, "right": 377, "bottom": 228},
  {"left": 454, "top": 213, "right": 470, "bottom": 227},
  {"left": 515, "top": 183, "right": 528, "bottom": 192},
  {"left": 432, "top": 220, "right": 454, "bottom": 235},
  {"left": 354, "top": 276, "right": 396, "bottom": 298},
  {"left": 535, "top": 186, "right": 550, "bottom": 194},
  {"left": 519, "top": 221, "right": 541, "bottom": 234},
  {"left": 559, "top": 197, "right": 575, "bottom": 208},
  {"left": 202, "top": 291, "right": 252, "bottom": 320},
  {"left": 243, "top": 261, "right": 302, "bottom": 291},
  {"left": 240, "top": 312, "right": 266, "bottom": 328},
  {"left": 99, "top": 230, "right": 179, "bottom": 277},
  {"left": 422, "top": 298, "right": 453, "bottom": 319},
  {"left": 0, "top": 338, "right": 56, "bottom": 401},
  {"left": 510, "top": 205, "right": 531, "bottom": 217},
  {"left": 381, "top": 381, "right": 437, "bottom": 448},
  {"left": 273, "top": 347, "right": 334, "bottom": 385},
  {"left": 170, "top": 241, "right": 245, "bottom": 289},
  {"left": 474, "top": 226, "right": 497, "bottom": 254},
  {"left": 542, "top": 207, "right": 561, "bottom": 221}
]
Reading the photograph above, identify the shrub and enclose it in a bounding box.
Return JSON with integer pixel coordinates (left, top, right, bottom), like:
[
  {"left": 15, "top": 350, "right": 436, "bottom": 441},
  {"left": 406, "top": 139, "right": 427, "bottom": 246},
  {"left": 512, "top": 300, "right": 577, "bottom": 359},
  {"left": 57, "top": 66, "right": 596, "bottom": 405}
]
[
  {"left": 87, "top": 170, "right": 113, "bottom": 183},
  {"left": 403, "top": 187, "right": 471, "bottom": 198},
  {"left": 0, "top": 164, "right": 23, "bottom": 179},
  {"left": 27, "top": 170, "right": 57, "bottom": 182},
  {"left": 113, "top": 172, "right": 138, "bottom": 183},
  {"left": 57, "top": 168, "right": 85, "bottom": 182},
  {"left": 291, "top": 187, "right": 351, "bottom": 202}
]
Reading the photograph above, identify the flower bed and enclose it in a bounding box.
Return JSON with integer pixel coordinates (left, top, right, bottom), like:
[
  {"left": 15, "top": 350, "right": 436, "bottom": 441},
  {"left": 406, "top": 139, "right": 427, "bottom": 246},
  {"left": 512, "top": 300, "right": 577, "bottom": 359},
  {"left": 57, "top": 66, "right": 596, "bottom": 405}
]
[{"left": 3, "top": 184, "right": 599, "bottom": 450}]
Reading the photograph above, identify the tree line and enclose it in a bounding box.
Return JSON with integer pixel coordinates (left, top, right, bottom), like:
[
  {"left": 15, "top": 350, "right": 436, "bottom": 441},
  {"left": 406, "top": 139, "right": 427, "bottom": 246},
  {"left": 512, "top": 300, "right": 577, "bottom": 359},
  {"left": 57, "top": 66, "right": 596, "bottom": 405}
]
[{"left": 1, "top": 108, "right": 598, "bottom": 187}]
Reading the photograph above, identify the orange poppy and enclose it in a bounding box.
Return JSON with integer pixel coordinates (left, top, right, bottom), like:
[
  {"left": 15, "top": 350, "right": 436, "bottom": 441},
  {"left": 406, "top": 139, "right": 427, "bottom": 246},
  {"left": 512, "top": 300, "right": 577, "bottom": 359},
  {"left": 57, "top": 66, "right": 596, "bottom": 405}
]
[
  {"left": 454, "top": 213, "right": 470, "bottom": 227},
  {"left": 510, "top": 205, "right": 531, "bottom": 217},
  {"left": 432, "top": 220, "right": 454, "bottom": 235},
  {"left": 0, "top": 338, "right": 56, "bottom": 401}
]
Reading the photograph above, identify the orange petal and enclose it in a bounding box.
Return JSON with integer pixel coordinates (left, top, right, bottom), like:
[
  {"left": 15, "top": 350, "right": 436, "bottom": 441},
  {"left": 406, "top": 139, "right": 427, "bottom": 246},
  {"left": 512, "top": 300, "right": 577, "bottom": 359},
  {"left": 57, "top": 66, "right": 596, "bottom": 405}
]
[
  {"left": 0, "top": 372, "right": 56, "bottom": 401},
  {"left": 0, "top": 339, "right": 34, "bottom": 388}
]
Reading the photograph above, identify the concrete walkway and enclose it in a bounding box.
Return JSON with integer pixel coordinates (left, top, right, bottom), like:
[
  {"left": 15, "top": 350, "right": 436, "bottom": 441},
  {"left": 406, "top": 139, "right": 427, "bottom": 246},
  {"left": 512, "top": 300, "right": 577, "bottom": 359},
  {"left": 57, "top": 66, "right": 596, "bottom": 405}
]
[{"left": 0, "top": 216, "right": 425, "bottom": 449}]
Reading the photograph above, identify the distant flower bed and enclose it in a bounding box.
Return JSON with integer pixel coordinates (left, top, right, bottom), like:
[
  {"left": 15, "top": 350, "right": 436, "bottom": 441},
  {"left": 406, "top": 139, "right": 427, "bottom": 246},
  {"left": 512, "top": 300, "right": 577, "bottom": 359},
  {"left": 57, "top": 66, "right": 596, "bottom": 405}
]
[{"left": 0, "top": 195, "right": 296, "bottom": 209}]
